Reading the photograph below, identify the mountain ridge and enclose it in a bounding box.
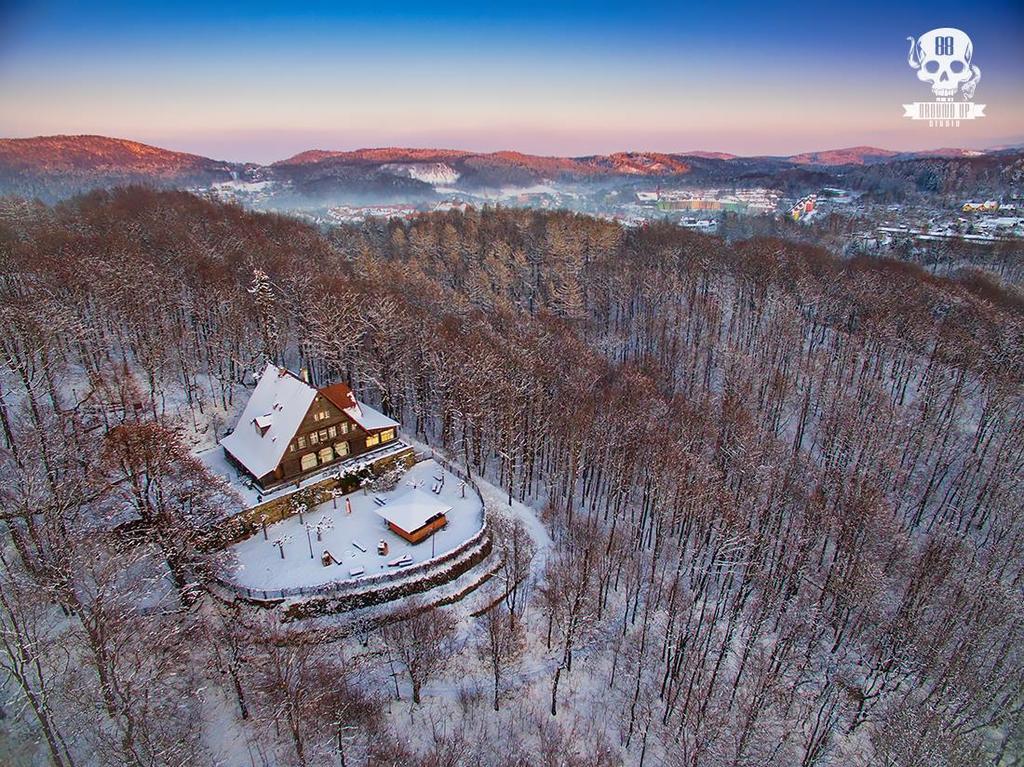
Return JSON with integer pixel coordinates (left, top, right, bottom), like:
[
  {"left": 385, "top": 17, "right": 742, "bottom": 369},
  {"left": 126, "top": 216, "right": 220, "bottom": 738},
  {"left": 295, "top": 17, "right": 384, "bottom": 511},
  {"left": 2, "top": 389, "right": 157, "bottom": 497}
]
[
  {"left": 0, "top": 135, "right": 1016, "bottom": 202},
  {"left": 1, "top": 134, "right": 994, "bottom": 174}
]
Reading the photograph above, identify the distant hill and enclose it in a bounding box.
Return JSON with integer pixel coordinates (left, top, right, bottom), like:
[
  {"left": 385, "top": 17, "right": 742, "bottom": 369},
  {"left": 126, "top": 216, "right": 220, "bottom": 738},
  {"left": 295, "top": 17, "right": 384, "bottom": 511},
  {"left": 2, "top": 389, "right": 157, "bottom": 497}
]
[
  {"left": 781, "top": 145, "right": 988, "bottom": 166},
  {"left": 680, "top": 151, "right": 739, "bottom": 160},
  {"left": 272, "top": 148, "right": 692, "bottom": 191},
  {"left": 0, "top": 135, "right": 240, "bottom": 201},
  {"left": 0, "top": 134, "right": 1018, "bottom": 202},
  {"left": 785, "top": 146, "right": 901, "bottom": 165}
]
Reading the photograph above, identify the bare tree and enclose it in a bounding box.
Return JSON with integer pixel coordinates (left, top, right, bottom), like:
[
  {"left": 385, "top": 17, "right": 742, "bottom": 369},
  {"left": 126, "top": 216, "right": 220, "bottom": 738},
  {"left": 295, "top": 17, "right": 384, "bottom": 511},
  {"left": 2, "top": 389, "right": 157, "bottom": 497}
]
[
  {"left": 380, "top": 602, "right": 457, "bottom": 705},
  {"left": 475, "top": 602, "right": 525, "bottom": 711},
  {"left": 493, "top": 514, "right": 537, "bottom": 627}
]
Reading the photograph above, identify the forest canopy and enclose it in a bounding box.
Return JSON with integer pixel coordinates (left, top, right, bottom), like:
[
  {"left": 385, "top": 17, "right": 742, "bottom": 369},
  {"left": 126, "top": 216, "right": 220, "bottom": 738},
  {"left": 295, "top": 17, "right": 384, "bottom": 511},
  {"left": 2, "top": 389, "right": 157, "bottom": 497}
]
[{"left": 0, "top": 187, "right": 1022, "bottom": 766}]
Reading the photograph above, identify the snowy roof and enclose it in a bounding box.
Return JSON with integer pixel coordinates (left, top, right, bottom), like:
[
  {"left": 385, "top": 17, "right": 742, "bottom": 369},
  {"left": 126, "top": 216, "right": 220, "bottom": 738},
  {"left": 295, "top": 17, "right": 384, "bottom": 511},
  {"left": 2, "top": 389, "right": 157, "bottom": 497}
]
[
  {"left": 347, "top": 401, "right": 399, "bottom": 432},
  {"left": 320, "top": 382, "right": 399, "bottom": 432},
  {"left": 221, "top": 364, "right": 317, "bottom": 478},
  {"left": 373, "top": 489, "right": 452, "bottom": 533}
]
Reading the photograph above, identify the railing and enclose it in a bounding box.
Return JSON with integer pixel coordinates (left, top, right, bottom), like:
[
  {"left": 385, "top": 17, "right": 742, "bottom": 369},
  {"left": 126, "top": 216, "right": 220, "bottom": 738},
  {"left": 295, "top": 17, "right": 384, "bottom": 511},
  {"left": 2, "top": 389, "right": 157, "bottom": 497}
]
[{"left": 212, "top": 449, "right": 489, "bottom": 603}]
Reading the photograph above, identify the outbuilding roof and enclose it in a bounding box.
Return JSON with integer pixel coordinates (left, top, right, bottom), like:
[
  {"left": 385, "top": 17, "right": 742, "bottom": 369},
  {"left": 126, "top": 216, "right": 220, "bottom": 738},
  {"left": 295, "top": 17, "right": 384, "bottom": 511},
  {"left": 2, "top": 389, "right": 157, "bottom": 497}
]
[{"left": 373, "top": 489, "right": 452, "bottom": 533}]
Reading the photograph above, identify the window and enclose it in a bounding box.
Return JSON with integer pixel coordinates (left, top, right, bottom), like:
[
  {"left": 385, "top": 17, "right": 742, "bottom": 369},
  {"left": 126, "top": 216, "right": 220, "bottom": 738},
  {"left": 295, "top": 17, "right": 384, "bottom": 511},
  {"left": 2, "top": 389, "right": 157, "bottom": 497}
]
[
  {"left": 300, "top": 453, "right": 317, "bottom": 471},
  {"left": 318, "top": 447, "right": 334, "bottom": 464},
  {"left": 327, "top": 425, "right": 337, "bottom": 438},
  {"left": 289, "top": 443, "right": 296, "bottom": 452},
  {"left": 380, "top": 428, "right": 395, "bottom": 442},
  {"left": 318, "top": 429, "right": 328, "bottom": 442},
  {"left": 312, "top": 409, "right": 328, "bottom": 422},
  {"left": 365, "top": 433, "right": 380, "bottom": 448},
  {"left": 310, "top": 431, "right": 319, "bottom": 445},
  {"left": 335, "top": 441, "right": 350, "bottom": 457},
  {"left": 297, "top": 436, "right": 307, "bottom": 449},
  {"left": 339, "top": 421, "right": 350, "bottom": 435}
]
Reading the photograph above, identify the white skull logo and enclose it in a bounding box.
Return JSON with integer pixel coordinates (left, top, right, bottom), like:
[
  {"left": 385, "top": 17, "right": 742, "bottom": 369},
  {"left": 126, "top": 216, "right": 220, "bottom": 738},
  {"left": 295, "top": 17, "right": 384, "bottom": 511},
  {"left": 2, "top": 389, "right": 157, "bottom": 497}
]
[{"left": 907, "top": 28, "right": 981, "bottom": 100}]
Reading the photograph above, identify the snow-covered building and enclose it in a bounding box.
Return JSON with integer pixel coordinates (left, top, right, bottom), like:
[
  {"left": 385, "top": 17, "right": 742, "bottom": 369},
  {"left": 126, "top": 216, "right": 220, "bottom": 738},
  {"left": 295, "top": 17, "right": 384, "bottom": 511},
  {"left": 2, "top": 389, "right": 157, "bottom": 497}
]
[
  {"left": 373, "top": 488, "right": 452, "bottom": 544},
  {"left": 220, "top": 364, "right": 402, "bottom": 491}
]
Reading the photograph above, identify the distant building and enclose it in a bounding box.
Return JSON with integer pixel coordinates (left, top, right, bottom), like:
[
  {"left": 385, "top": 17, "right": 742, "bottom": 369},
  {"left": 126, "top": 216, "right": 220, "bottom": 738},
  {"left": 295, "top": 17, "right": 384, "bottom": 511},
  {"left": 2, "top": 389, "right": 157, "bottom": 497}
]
[
  {"left": 659, "top": 198, "right": 748, "bottom": 213},
  {"left": 373, "top": 489, "right": 452, "bottom": 544},
  {"left": 433, "top": 199, "right": 473, "bottom": 213},
  {"left": 962, "top": 200, "right": 1000, "bottom": 213},
  {"left": 789, "top": 194, "right": 817, "bottom": 221},
  {"left": 639, "top": 187, "right": 779, "bottom": 213}
]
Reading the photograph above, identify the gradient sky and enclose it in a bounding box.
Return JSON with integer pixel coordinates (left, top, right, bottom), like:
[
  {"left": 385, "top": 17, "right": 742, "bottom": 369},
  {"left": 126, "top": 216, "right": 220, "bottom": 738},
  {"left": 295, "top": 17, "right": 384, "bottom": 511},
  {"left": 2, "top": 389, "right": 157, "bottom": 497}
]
[{"left": 1, "top": 1, "right": 1022, "bottom": 162}]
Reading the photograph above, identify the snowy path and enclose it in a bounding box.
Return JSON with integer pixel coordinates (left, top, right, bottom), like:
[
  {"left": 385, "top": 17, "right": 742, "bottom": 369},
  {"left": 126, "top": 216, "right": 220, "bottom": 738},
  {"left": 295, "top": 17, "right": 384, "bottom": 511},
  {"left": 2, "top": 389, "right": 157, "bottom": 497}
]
[
  {"left": 404, "top": 436, "right": 553, "bottom": 574},
  {"left": 474, "top": 477, "right": 553, "bottom": 570}
]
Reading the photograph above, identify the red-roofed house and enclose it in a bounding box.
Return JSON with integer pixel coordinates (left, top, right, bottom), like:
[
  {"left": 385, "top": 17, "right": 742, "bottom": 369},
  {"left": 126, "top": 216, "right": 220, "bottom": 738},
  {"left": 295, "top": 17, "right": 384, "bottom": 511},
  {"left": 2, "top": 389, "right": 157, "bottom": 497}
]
[{"left": 220, "top": 364, "right": 402, "bottom": 490}]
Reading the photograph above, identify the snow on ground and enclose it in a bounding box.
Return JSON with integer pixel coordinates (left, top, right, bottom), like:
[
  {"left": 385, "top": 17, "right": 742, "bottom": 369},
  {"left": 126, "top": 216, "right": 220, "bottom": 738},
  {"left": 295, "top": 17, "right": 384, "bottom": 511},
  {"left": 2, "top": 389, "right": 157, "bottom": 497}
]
[
  {"left": 225, "top": 459, "right": 483, "bottom": 591},
  {"left": 211, "top": 180, "right": 274, "bottom": 192},
  {"left": 380, "top": 162, "right": 460, "bottom": 185},
  {"left": 476, "top": 476, "right": 553, "bottom": 568},
  {"left": 401, "top": 436, "right": 554, "bottom": 571}
]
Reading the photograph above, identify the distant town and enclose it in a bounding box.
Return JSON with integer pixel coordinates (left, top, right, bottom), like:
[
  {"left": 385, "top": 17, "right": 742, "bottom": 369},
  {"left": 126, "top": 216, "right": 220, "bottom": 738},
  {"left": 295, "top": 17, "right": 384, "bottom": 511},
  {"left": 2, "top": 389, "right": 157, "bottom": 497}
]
[{"left": 202, "top": 179, "right": 1024, "bottom": 280}]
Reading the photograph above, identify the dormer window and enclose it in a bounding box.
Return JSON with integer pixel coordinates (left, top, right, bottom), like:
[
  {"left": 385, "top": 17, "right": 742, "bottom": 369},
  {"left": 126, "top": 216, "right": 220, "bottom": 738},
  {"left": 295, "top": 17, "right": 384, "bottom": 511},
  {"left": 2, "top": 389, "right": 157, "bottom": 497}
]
[{"left": 253, "top": 414, "right": 273, "bottom": 437}]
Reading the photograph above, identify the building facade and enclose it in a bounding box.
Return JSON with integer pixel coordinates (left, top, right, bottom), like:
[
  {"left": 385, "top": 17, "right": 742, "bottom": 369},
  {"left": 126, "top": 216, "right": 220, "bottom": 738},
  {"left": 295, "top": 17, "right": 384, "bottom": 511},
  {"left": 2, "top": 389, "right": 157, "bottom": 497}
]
[{"left": 220, "top": 364, "right": 401, "bottom": 490}]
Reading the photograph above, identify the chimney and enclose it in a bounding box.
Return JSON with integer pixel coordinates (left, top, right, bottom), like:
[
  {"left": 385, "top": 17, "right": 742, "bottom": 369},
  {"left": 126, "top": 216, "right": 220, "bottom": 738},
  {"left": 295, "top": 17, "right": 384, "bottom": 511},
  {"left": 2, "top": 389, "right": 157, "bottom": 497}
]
[{"left": 300, "top": 367, "right": 310, "bottom": 384}]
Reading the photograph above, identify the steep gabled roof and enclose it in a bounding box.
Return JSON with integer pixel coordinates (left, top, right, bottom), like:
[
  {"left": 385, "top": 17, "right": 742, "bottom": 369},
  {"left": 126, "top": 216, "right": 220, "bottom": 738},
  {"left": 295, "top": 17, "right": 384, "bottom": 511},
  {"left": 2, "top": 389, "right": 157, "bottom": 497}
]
[
  {"left": 320, "top": 382, "right": 400, "bottom": 432},
  {"left": 221, "top": 363, "right": 317, "bottom": 478}
]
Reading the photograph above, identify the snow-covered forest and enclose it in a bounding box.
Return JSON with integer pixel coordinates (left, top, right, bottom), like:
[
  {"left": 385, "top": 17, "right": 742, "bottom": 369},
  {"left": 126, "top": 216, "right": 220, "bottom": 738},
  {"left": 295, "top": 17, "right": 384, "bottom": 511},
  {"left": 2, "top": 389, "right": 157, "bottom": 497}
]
[{"left": 1, "top": 188, "right": 1022, "bottom": 766}]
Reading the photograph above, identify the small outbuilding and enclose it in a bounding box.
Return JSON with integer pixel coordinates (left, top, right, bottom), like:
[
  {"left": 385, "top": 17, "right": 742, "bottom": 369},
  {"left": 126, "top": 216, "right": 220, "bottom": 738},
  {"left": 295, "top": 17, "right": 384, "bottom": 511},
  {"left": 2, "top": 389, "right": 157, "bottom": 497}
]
[{"left": 373, "top": 489, "right": 451, "bottom": 544}]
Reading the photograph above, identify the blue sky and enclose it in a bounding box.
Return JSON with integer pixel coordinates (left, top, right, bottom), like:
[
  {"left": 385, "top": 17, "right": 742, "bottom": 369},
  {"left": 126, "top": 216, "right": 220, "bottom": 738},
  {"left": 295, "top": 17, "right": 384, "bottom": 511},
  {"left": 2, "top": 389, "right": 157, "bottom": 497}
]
[{"left": 1, "top": 1, "right": 1022, "bottom": 161}]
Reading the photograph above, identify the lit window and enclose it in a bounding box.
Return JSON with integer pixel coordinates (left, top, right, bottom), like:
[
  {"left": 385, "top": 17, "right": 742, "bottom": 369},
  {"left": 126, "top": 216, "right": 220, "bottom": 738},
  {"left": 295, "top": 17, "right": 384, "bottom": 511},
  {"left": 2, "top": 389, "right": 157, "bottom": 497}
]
[
  {"left": 319, "top": 447, "right": 334, "bottom": 464},
  {"left": 289, "top": 443, "right": 296, "bottom": 452},
  {"left": 335, "top": 441, "right": 350, "bottom": 457},
  {"left": 310, "top": 432, "right": 319, "bottom": 445},
  {"left": 339, "top": 421, "right": 350, "bottom": 434},
  {"left": 327, "top": 425, "right": 337, "bottom": 438},
  {"left": 380, "top": 428, "right": 395, "bottom": 442},
  {"left": 365, "top": 433, "right": 380, "bottom": 448},
  {"left": 318, "top": 429, "right": 328, "bottom": 442},
  {"left": 297, "top": 436, "right": 307, "bottom": 449},
  {"left": 300, "top": 453, "right": 317, "bottom": 471}
]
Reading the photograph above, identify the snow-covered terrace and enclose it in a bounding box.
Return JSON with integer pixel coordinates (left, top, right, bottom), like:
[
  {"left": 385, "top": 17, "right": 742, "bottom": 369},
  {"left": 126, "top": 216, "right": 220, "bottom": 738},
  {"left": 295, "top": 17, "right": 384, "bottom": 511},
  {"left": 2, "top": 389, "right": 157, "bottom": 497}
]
[
  {"left": 195, "top": 439, "right": 413, "bottom": 512},
  {"left": 221, "top": 458, "right": 484, "bottom": 592}
]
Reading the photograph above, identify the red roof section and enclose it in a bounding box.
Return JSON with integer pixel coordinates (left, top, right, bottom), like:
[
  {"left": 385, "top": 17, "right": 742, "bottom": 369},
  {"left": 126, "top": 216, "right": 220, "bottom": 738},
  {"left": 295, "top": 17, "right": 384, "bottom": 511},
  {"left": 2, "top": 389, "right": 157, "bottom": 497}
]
[{"left": 318, "top": 382, "right": 358, "bottom": 413}]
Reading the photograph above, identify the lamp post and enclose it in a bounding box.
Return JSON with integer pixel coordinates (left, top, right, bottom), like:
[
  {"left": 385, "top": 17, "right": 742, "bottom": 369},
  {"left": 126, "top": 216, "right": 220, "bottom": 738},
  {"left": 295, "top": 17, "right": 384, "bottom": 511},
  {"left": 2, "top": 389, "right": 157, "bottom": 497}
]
[
  {"left": 273, "top": 536, "right": 292, "bottom": 559},
  {"left": 305, "top": 525, "right": 314, "bottom": 559}
]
